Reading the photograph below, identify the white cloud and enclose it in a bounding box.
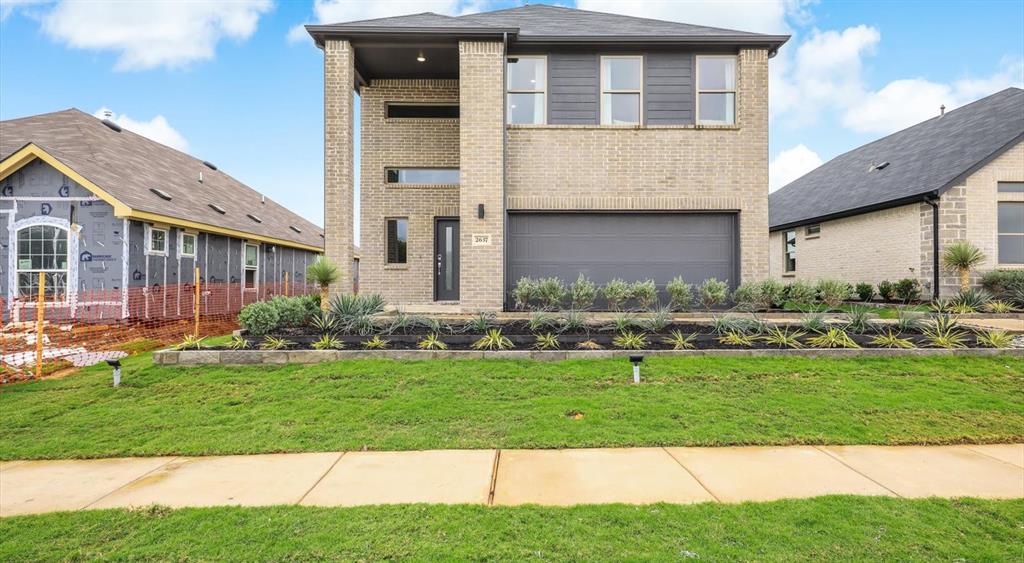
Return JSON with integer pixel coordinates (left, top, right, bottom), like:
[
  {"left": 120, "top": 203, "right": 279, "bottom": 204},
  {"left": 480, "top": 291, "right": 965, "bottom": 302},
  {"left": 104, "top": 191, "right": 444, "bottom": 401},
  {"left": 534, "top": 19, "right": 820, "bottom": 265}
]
[
  {"left": 40, "top": 0, "right": 272, "bottom": 70},
  {"left": 288, "top": 0, "right": 489, "bottom": 43},
  {"left": 0, "top": 0, "right": 47, "bottom": 21},
  {"left": 769, "top": 144, "right": 822, "bottom": 191},
  {"left": 93, "top": 107, "right": 189, "bottom": 152},
  {"left": 575, "top": 0, "right": 807, "bottom": 34}
]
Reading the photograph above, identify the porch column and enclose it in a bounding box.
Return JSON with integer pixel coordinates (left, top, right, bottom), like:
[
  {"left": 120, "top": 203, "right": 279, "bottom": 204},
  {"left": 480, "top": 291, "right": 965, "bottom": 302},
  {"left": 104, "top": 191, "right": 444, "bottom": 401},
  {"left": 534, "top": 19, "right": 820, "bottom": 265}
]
[
  {"left": 458, "top": 40, "right": 506, "bottom": 310},
  {"left": 324, "top": 39, "right": 355, "bottom": 296}
]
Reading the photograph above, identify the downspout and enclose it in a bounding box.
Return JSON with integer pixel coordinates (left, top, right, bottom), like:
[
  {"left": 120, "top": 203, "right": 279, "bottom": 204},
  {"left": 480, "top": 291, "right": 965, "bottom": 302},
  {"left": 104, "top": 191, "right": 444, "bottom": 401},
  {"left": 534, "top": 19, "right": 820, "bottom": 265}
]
[
  {"left": 924, "top": 194, "right": 940, "bottom": 301},
  {"left": 501, "top": 31, "right": 509, "bottom": 311}
]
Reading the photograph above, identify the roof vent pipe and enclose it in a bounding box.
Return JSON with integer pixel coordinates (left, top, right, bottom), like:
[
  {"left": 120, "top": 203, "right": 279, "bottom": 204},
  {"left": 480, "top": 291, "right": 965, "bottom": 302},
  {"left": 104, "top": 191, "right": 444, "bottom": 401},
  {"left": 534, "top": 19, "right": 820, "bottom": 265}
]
[
  {"left": 940, "top": 104, "right": 946, "bottom": 117},
  {"left": 199, "top": 171, "right": 203, "bottom": 183}
]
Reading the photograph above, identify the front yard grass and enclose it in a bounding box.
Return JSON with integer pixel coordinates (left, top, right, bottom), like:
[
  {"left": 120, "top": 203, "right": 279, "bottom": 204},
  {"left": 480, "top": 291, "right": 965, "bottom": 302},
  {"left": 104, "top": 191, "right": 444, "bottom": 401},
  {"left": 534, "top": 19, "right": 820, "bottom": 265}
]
[
  {"left": 1, "top": 355, "right": 1021, "bottom": 459},
  {"left": 1, "top": 497, "right": 1021, "bottom": 561}
]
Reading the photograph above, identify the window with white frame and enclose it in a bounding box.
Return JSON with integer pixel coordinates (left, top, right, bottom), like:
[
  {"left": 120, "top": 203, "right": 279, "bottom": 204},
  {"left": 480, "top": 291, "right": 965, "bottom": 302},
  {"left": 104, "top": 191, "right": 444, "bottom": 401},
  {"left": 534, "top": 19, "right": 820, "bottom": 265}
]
[
  {"left": 601, "top": 56, "right": 642, "bottom": 125},
  {"left": 16, "top": 224, "right": 69, "bottom": 299},
  {"left": 145, "top": 225, "right": 168, "bottom": 256},
  {"left": 179, "top": 232, "right": 197, "bottom": 258},
  {"left": 244, "top": 243, "right": 259, "bottom": 289},
  {"left": 507, "top": 56, "right": 546, "bottom": 124},
  {"left": 697, "top": 56, "right": 737, "bottom": 125}
]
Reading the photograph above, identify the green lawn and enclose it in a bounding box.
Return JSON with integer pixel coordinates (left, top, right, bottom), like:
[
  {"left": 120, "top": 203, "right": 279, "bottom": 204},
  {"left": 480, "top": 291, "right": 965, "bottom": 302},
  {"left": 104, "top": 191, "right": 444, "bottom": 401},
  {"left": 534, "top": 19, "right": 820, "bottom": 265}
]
[
  {"left": 2, "top": 354, "right": 1021, "bottom": 459},
  {"left": 2, "top": 497, "right": 1021, "bottom": 561}
]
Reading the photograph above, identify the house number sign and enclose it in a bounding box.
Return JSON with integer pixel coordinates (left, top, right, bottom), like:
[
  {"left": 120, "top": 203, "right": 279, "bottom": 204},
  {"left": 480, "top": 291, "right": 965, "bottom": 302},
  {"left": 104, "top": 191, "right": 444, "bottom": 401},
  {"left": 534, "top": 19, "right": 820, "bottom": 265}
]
[{"left": 472, "top": 233, "right": 492, "bottom": 246}]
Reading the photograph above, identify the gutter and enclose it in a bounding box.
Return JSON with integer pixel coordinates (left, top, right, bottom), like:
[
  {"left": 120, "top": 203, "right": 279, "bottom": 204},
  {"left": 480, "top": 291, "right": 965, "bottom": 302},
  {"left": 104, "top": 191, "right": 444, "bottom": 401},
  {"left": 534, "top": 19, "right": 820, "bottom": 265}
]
[{"left": 923, "top": 194, "right": 941, "bottom": 301}]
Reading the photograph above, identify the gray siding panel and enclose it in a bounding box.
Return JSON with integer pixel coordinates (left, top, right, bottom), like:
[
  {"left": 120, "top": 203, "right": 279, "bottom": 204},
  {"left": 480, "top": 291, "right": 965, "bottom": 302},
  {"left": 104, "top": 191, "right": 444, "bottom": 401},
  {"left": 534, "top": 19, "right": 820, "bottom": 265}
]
[
  {"left": 645, "top": 52, "right": 694, "bottom": 125},
  {"left": 548, "top": 53, "right": 599, "bottom": 125}
]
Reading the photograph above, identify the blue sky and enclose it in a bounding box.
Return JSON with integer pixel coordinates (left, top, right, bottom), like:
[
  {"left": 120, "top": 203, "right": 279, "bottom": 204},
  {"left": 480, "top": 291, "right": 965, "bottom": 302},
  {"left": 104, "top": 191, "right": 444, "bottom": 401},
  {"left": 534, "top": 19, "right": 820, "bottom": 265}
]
[{"left": 2, "top": 0, "right": 1022, "bottom": 241}]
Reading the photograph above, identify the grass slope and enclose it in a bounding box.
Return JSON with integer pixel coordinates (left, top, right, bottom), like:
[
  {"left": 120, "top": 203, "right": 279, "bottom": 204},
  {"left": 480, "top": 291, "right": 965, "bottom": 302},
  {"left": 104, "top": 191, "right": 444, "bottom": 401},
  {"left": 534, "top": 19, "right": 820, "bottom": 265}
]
[
  {"left": 2, "top": 498, "right": 1022, "bottom": 561},
  {"left": 2, "top": 355, "right": 1021, "bottom": 459}
]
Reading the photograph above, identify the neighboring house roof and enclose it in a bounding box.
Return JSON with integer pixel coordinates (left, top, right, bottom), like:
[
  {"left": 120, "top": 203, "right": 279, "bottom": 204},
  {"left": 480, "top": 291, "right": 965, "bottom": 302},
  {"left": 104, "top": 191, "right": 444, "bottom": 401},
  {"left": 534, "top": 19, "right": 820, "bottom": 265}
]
[
  {"left": 307, "top": 4, "right": 788, "bottom": 50},
  {"left": 1, "top": 109, "right": 324, "bottom": 251},
  {"left": 769, "top": 87, "right": 1024, "bottom": 231}
]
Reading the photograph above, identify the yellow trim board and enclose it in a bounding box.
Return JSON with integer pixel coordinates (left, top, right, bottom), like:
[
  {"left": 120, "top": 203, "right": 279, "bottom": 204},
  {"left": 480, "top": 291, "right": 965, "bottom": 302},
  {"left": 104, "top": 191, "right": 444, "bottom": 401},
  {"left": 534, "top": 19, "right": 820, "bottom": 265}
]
[{"left": 1, "top": 144, "right": 322, "bottom": 253}]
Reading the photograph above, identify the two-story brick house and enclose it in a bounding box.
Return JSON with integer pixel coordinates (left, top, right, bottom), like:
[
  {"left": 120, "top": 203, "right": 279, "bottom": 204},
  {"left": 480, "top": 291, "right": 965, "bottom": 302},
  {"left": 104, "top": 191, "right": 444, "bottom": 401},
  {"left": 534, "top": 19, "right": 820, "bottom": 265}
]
[{"left": 306, "top": 4, "right": 788, "bottom": 310}]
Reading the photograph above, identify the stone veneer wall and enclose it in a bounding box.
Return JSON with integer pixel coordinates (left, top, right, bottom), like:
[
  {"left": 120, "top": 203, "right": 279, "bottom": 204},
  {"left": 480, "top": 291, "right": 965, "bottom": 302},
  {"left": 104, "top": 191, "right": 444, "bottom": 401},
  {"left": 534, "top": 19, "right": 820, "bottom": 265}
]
[
  {"left": 358, "top": 79, "right": 460, "bottom": 305},
  {"left": 323, "top": 39, "right": 355, "bottom": 295},
  {"left": 505, "top": 48, "right": 771, "bottom": 283}
]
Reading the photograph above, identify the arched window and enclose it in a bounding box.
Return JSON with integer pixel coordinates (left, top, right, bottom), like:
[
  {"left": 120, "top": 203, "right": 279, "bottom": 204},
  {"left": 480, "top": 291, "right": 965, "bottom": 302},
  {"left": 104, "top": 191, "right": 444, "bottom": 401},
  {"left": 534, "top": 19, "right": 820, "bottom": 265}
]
[{"left": 16, "top": 224, "right": 69, "bottom": 299}]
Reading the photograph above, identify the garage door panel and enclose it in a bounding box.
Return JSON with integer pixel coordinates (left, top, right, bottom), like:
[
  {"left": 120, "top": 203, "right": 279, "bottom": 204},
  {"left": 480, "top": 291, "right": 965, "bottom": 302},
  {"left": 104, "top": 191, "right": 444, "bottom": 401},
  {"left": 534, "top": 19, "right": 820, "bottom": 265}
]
[{"left": 506, "top": 213, "right": 738, "bottom": 305}]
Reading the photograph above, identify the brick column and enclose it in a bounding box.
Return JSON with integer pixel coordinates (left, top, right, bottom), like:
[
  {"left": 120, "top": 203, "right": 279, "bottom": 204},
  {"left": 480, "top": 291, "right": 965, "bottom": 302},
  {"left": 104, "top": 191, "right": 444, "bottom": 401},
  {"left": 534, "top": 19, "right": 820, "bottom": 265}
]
[
  {"left": 458, "top": 41, "right": 506, "bottom": 310},
  {"left": 737, "top": 48, "right": 770, "bottom": 283},
  {"left": 323, "top": 39, "right": 355, "bottom": 297}
]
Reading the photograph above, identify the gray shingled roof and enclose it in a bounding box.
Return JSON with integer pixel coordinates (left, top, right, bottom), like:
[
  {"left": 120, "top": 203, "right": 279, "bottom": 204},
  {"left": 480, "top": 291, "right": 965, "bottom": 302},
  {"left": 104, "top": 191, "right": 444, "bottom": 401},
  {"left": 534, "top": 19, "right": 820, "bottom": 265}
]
[
  {"left": 770, "top": 87, "right": 1024, "bottom": 230},
  {"left": 1, "top": 109, "right": 323, "bottom": 249}
]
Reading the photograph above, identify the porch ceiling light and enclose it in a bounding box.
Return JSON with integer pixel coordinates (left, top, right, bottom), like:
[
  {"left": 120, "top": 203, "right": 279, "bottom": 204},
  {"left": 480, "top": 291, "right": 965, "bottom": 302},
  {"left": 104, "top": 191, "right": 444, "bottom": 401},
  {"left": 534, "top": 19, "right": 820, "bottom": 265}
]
[{"left": 416, "top": 51, "right": 426, "bottom": 62}]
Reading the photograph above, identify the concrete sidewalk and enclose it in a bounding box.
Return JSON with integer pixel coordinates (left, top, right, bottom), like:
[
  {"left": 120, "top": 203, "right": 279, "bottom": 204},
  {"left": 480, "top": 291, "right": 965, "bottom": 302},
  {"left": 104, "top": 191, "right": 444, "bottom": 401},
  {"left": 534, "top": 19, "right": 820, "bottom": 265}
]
[{"left": 2, "top": 444, "right": 1021, "bottom": 516}]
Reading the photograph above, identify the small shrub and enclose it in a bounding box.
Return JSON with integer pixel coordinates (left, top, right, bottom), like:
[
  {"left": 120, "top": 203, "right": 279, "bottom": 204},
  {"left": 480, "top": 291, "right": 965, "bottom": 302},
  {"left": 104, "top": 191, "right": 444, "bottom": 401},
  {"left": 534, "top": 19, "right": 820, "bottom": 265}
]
[
  {"left": 533, "top": 332, "right": 560, "bottom": 350},
  {"left": 785, "top": 280, "right": 817, "bottom": 305},
  {"left": 663, "top": 330, "right": 697, "bottom": 350},
  {"left": 922, "top": 315, "right": 967, "bottom": 349},
  {"left": 630, "top": 279, "right": 658, "bottom": 310},
  {"left": 512, "top": 277, "right": 539, "bottom": 310},
  {"left": 980, "top": 269, "right": 1024, "bottom": 303},
  {"left": 712, "top": 315, "right": 757, "bottom": 335},
  {"left": 974, "top": 329, "right": 1014, "bottom": 349},
  {"left": 800, "top": 313, "right": 828, "bottom": 334},
  {"left": 330, "top": 293, "right": 385, "bottom": 319},
  {"left": 808, "top": 327, "right": 860, "bottom": 349},
  {"left": 310, "top": 311, "right": 338, "bottom": 335},
  {"left": 259, "top": 335, "right": 293, "bottom": 350},
  {"left": 984, "top": 300, "right": 1017, "bottom": 313},
  {"left": 869, "top": 330, "right": 916, "bottom": 349},
  {"left": 528, "top": 312, "right": 559, "bottom": 332},
  {"left": 385, "top": 313, "right": 416, "bottom": 335},
  {"left": 855, "top": 283, "right": 875, "bottom": 302},
  {"left": 699, "top": 278, "right": 729, "bottom": 309},
  {"left": 560, "top": 310, "right": 589, "bottom": 334},
  {"left": 760, "top": 326, "right": 805, "bottom": 349},
  {"left": 537, "top": 277, "right": 567, "bottom": 310},
  {"left": 815, "top": 279, "right": 850, "bottom": 309},
  {"left": 877, "top": 280, "right": 897, "bottom": 302},
  {"left": 604, "top": 313, "right": 638, "bottom": 333},
  {"left": 362, "top": 336, "right": 391, "bottom": 349},
  {"left": 601, "top": 279, "right": 632, "bottom": 311},
  {"left": 718, "top": 330, "right": 755, "bottom": 347},
  {"left": 226, "top": 335, "right": 250, "bottom": 350},
  {"left": 569, "top": 274, "right": 598, "bottom": 310},
  {"left": 173, "top": 334, "right": 206, "bottom": 350},
  {"left": 950, "top": 288, "right": 992, "bottom": 312},
  {"left": 894, "top": 310, "right": 924, "bottom": 333},
  {"left": 417, "top": 333, "right": 448, "bottom": 350},
  {"left": 417, "top": 316, "right": 453, "bottom": 335},
  {"left": 641, "top": 306, "right": 673, "bottom": 333},
  {"left": 471, "top": 329, "right": 513, "bottom": 350},
  {"left": 312, "top": 334, "right": 344, "bottom": 350},
  {"left": 576, "top": 339, "right": 603, "bottom": 350},
  {"left": 269, "top": 296, "right": 311, "bottom": 328},
  {"left": 844, "top": 305, "right": 875, "bottom": 334},
  {"left": 464, "top": 311, "right": 496, "bottom": 333},
  {"left": 730, "top": 282, "right": 762, "bottom": 311},
  {"left": 665, "top": 276, "right": 695, "bottom": 311},
  {"left": 612, "top": 331, "right": 649, "bottom": 350},
  {"left": 758, "top": 279, "right": 786, "bottom": 309},
  {"left": 238, "top": 301, "right": 280, "bottom": 337},
  {"left": 894, "top": 278, "right": 922, "bottom": 302}
]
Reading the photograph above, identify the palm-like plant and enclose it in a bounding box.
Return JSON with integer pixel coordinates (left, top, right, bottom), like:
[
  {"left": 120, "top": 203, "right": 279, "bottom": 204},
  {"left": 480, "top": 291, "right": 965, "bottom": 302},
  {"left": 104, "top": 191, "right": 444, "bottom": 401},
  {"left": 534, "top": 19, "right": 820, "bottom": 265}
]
[
  {"left": 941, "top": 242, "right": 986, "bottom": 292},
  {"left": 307, "top": 257, "right": 341, "bottom": 312}
]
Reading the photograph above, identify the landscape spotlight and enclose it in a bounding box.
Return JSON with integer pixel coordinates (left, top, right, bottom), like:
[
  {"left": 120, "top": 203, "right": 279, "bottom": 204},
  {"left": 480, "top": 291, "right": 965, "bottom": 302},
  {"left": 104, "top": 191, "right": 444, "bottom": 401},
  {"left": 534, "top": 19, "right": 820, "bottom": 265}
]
[
  {"left": 629, "top": 354, "right": 644, "bottom": 384},
  {"left": 106, "top": 359, "right": 122, "bottom": 387}
]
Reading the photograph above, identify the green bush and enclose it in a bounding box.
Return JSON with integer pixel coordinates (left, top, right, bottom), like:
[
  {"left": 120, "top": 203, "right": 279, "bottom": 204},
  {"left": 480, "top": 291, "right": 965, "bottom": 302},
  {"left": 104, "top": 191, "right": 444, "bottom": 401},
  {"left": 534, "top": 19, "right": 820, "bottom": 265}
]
[
  {"left": 267, "top": 295, "right": 315, "bottom": 328},
  {"left": 894, "top": 278, "right": 922, "bottom": 302},
  {"left": 569, "top": 274, "right": 598, "bottom": 310},
  {"left": 665, "top": 276, "right": 694, "bottom": 311},
  {"left": 602, "top": 279, "right": 631, "bottom": 311},
  {"left": 855, "top": 283, "right": 874, "bottom": 302},
  {"left": 980, "top": 270, "right": 1024, "bottom": 305},
  {"left": 537, "top": 277, "right": 567, "bottom": 310},
  {"left": 878, "top": 280, "right": 897, "bottom": 302},
  {"left": 757, "top": 279, "right": 786, "bottom": 309},
  {"left": 512, "top": 277, "right": 538, "bottom": 310},
  {"left": 731, "top": 282, "right": 762, "bottom": 311},
  {"left": 630, "top": 279, "right": 658, "bottom": 310},
  {"left": 329, "top": 293, "right": 385, "bottom": 319},
  {"left": 815, "top": 279, "right": 850, "bottom": 309},
  {"left": 785, "top": 280, "right": 817, "bottom": 304},
  {"left": 238, "top": 301, "right": 281, "bottom": 337},
  {"left": 699, "top": 278, "right": 729, "bottom": 309}
]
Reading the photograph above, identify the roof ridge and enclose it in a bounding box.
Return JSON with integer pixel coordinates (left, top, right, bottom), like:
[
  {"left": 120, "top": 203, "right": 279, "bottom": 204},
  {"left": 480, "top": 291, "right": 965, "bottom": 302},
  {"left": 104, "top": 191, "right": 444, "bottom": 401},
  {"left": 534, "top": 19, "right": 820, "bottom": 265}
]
[{"left": 324, "top": 10, "right": 473, "bottom": 27}]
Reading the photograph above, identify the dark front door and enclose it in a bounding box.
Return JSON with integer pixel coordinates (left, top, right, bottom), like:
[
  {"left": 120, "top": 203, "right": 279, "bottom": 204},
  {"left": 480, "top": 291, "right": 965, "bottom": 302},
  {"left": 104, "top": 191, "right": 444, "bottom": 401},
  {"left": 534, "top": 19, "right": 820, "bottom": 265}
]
[{"left": 434, "top": 218, "right": 460, "bottom": 301}]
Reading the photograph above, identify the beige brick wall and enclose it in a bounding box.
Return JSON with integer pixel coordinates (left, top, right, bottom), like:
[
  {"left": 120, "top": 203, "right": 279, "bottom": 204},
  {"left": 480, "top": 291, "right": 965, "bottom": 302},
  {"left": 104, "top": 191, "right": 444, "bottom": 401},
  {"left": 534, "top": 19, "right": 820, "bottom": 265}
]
[
  {"left": 323, "top": 39, "right": 355, "bottom": 296},
  {"left": 358, "top": 79, "right": 460, "bottom": 305},
  {"left": 768, "top": 204, "right": 922, "bottom": 285},
  {"left": 505, "top": 48, "right": 770, "bottom": 282},
  {"left": 963, "top": 142, "right": 1024, "bottom": 272},
  {"left": 458, "top": 41, "right": 506, "bottom": 310}
]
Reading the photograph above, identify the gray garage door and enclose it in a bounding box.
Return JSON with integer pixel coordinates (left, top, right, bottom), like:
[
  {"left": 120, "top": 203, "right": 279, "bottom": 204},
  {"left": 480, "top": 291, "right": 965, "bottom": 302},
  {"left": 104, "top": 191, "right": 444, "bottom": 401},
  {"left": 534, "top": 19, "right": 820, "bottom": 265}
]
[{"left": 506, "top": 212, "right": 738, "bottom": 305}]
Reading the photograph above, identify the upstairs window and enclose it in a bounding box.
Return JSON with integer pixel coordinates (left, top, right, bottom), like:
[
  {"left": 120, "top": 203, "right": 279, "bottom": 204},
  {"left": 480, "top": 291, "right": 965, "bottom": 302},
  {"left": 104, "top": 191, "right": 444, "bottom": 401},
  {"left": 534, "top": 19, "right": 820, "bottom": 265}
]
[
  {"left": 805, "top": 224, "right": 821, "bottom": 237},
  {"left": 601, "top": 56, "right": 642, "bottom": 125},
  {"left": 784, "top": 230, "right": 797, "bottom": 273},
  {"left": 507, "top": 56, "right": 546, "bottom": 124},
  {"left": 697, "top": 56, "right": 736, "bottom": 125},
  {"left": 244, "top": 243, "right": 259, "bottom": 289},
  {"left": 386, "top": 168, "right": 459, "bottom": 185},
  {"left": 387, "top": 218, "right": 408, "bottom": 264}
]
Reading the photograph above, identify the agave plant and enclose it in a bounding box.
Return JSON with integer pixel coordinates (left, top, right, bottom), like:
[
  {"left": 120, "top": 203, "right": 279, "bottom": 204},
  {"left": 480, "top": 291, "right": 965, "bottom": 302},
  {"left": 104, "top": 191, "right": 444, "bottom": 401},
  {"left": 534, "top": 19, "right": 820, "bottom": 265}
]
[
  {"left": 844, "top": 305, "right": 875, "bottom": 334},
  {"left": 942, "top": 241, "right": 986, "bottom": 292},
  {"left": 983, "top": 300, "right": 1017, "bottom": 313},
  {"left": 259, "top": 335, "right": 294, "bottom": 350},
  {"left": 800, "top": 312, "right": 828, "bottom": 334},
  {"left": 869, "top": 330, "right": 916, "bottom": 349},
  {"left": 533, "top": 332, "right": 560, "bottom": 350},
  {"left": 362, "top": 335, "right": 391, "bottom": 350},
  {"left": 807, "top": 327, "right": 860, "bottom": 349},
  {"left": 603, "top": 313, "right": 638, "bottom": 333},
  {"left": 417, "top": 333, "right": 448, "bottom": 350},
  {"left": 463, "top": 311, "right": 496, "bottom": 333},
  {"left": 307, "top": 257, "right": 341, "bottom": 312},
  {"left": 174, "top": 334, "right": 206, "bottom": 350},
  {"left": 893, "top": 310, "right": 923, "bottom": 333},
  {"left": 641, "top": 306, "right": 673, "bottom": 333},
  {"left": 921, "top": 315, "right": 967, "bottom": 349},
  {"left": 226, "top": 334, "right": 250, "bottom": 350},
  {"left": 760, "top": 326, "right": 805, "bottom": 349},
  {"left": 330, "top": 293, "right": 385, "bottom": 321},
  {"left": 528, "top": 312, "right": 560, "bottom": 332},
  {"left": 312, "top": 334, "right": 344, "bottom": 350},
  {"left": 310, "top": 311, "right": 338, "bottom": 335},
  {"left": 385, "top": 313, "right": 416, "bottom": 335},
  {"left": 559, "top": 310, "right": 589, "bottom": 334},
  {"left": 471, "top": 329, "right": 513, "bottom": 351},
  {"left": 612, "top": 331, "right": 649, "bottom": 350},
  {"left": 949, "top": 288, "right": 992, "bottom": 313},
  {"left": 663, "top": 329, "right": 697, "bottom": 350},
  {"left": 974, "top": 329, "right": 1014, "bottom": 349}
]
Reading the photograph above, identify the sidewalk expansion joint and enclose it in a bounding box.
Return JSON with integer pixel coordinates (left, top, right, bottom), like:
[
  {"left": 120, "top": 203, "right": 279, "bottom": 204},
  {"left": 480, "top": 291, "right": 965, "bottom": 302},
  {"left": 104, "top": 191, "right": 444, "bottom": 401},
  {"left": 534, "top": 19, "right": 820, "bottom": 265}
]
[
  {"left": 297, "top": 452, "right": 345, "bottom": 505},
  {"left": 812, "top": 446, "right": 903, "bottom": 498},
  {"left": 965, "top": 446, "right": 1024, "bottom": 469},
  {"left": 487, "top": 449, "right": 501, "bottom": 506},
  {"left": 82, "top": 456, "right": 181, "bottom": 510},
  {"left": 661, "top": 447, "right": 721, "bottom": 503}
]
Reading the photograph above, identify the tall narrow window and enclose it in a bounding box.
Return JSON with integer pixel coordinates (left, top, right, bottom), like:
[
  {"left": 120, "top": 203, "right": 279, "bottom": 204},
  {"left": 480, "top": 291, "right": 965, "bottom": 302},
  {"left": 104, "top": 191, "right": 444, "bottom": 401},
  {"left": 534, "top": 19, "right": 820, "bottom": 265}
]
[
  {"left": 387, "top": 218, "right": 408, "bottom": 264},
  {"left": 244, "top": 243, "right": 259, "bottom": 289},
  {"left": 784, "top": 230, "right": 797, "bottom": 273},
  {"left": 16, "top": 224, "right": 68, "bottom": 298},
  {"left": 998, "top": 201, "right": 1024, "bottom": 264},
  {"left": 697, "top": 56, "right": 736, "bottom": 125},
  {"left": 601, "top": 56, "right": 642, "bottom": 125},
  {"left": 507, "top": 56, "right": 546, "bottom": 124}
]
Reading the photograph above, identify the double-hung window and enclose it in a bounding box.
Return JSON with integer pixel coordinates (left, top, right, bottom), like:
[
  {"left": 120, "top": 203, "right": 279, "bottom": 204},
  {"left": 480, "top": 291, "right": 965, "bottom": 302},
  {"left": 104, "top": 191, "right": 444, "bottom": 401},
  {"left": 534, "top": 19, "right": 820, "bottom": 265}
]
[
  {"left": 16, "top": 224, "right": 68, "bottom": 299},
  {"left": 784, "top": 230, "right": 797, "bottom": 273},
  {"left": 507, "top": 56, "right": 546, "bottom": 124},
  {"left": 697, "top": 56, "right": 737, "bottom": 125},
  {"left": 179, "top": 232, "right": 197, "bottom": 258},
  {"left": 600, "top": 56, "right": 642, "bottom": 125},
  {"left": 145, "top": 224, "right": 168, "bottom": 256},
  {"left": 244, "top": 243, "right": 259, "bottom": 289}
]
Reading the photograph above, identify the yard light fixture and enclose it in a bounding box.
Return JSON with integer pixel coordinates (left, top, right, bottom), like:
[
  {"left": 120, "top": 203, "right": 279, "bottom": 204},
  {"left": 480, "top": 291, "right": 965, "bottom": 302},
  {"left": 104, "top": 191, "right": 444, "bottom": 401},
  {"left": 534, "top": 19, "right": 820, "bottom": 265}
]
[
  {"left": 106, "top": 359, "right": 122, "bottom": 387},
  {"left": 629, "top": 354, "right": 644, "bottom": 384}
]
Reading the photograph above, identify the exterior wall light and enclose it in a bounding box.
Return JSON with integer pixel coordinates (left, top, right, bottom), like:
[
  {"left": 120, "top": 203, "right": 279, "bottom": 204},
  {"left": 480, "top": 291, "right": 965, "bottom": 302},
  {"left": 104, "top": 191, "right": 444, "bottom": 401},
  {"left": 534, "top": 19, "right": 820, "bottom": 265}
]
[
  {"left": 477, "top": 204, "right": 485, "bottom": 219},
  {"left": 417, "top": 52, "right": 426, "bottom": 62}
]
